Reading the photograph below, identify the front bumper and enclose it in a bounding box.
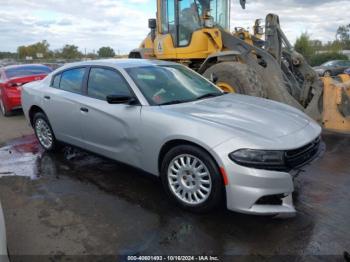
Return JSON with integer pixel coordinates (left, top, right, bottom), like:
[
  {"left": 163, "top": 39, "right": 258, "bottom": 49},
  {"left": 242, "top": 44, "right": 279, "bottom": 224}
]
[
  {"left": 212, "top": 134, "right": 324, "bottom": 216},
  {"left": 224, "top": 164, "right": 296, "bottom": 216}
]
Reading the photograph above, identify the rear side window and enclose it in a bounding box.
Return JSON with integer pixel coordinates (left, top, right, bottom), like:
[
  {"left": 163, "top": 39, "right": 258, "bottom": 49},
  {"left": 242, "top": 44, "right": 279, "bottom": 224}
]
[
  {"left": 60, "top": 68, "right": 85, "bottom": 94},
  {"left": 87, "top": 67, "right": 131, "bottom": 100}
]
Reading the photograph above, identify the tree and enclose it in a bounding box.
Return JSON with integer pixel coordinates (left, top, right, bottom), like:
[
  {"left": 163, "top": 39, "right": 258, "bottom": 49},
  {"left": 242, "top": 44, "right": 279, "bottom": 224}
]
[
  {"left": 60, "top": 45, "right": 83, "bottom": 59},
  {"left": 336, "top": 24, "right": 350, "bottom": 42},
  {"left": 294, "top": 33, "right": 315, "bottom": 63},
  {"left": 0, "top": 52, "right": 17, "bottom": 59},
  {"left": 86, "top": 53, "right": 98, "bottom": 59},
  {"left": 336, "top": 24, "right": 350, "bottom": 49},
  {"left": 17, "top": 40, "right": 51, "bottom": 59},
  {"left": 98, "top": 46, "right": 115, "bottom": 58}
]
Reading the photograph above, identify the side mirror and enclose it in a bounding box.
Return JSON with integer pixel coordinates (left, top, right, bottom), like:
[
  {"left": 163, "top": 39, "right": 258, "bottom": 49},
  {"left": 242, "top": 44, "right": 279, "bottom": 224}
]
[
  {"left": 148, "top": 18, "right": 157, "bottom": 30},
  {"left": 106, "top": 95, "right": 136, "bottom": 104}
]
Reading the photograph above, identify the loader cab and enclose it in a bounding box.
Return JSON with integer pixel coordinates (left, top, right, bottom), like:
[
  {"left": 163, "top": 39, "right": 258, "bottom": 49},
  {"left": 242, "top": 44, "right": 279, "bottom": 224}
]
[{"left": 152, "top": 0, "right": 229, "bottom": 59}]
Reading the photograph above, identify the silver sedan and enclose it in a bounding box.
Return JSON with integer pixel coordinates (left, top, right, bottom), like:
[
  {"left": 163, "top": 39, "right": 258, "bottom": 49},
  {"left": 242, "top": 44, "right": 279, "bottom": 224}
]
[
  {"left": 22, "top": 59, "right": 322, "bottom": 216},
  {"left": 0, "top": 201, "right": 8, "bottom": 262}
]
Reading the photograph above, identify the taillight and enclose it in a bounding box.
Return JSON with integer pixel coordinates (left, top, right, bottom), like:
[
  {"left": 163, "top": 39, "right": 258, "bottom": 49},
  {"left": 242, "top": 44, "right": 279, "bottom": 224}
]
[{"left": 7, "top": 82, "right": 22, "bottom": 88}]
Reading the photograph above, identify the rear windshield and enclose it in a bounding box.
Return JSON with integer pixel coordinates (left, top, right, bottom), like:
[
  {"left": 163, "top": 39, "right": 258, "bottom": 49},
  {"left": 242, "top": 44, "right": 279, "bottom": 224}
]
[{"left": 5, "top": 65, "right": 52, "bottom": 78}]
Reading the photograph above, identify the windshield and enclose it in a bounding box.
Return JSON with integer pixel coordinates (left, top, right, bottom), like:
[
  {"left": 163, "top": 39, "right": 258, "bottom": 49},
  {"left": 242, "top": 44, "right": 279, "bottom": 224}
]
[
  {"left": 322, "top": 61, "right": 338, "bottom": 67},
  {"left": 126, "top": 65, "right": 223, "bottom": 105},
  {"left": 5, "top": 65, "right": 52, "bottom": 78}
]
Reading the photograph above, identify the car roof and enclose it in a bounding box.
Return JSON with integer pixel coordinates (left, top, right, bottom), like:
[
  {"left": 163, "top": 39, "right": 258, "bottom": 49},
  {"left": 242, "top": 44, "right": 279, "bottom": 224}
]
[{"left": 56, "top": 59, "right": 178, "bottom": 71}]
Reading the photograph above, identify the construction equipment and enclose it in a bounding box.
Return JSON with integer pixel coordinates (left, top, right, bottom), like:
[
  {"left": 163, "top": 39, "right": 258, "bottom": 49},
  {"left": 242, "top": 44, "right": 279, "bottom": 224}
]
[{"left": 129, "top": 0, "right": 350, "bottom": 133}]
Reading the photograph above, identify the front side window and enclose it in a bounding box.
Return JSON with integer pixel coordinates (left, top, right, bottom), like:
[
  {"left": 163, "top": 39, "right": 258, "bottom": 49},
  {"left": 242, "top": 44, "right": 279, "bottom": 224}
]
[
  {"left": 339, "top": 60, "right": 350, "bottom": 67},
  {"left": 87, "top": 68, "right": 131, "bottom": 100},
  {"left": 126, "top": 65, "right": 222, "bottom": 105},
  {"left": 60, "top": 68, "right": 85, "bottom": 94}
]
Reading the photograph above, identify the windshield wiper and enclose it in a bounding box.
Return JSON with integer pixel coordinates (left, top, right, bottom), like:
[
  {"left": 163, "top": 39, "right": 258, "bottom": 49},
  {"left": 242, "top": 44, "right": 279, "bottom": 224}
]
[
  {"left": 158, "top": 100, "right": 189, "bottom": 106},
  {"left": 195, "top": 92, "right": 224, "bottom": 101},
  {"left": 158, "top": 93, "right": 225, "bottom": 106}
]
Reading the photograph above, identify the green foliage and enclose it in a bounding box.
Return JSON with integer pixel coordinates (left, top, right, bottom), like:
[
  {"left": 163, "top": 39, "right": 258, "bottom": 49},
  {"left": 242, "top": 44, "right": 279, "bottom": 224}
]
[
  {"left": 17, "top": 40, "right": 51, "bottom": 59},
  {"left": 310, "top": 52, "right": 349, "bottom": 66},
  {"left": 97, "top": 46, "right": 115, "bottom": 58},
  {"left": 59, "top": 45, "right": 83, "bottom": 59},
  {"left": 0, "top": 52, "right": 17, "bottom": 59},
  {"left": 294, "top": 28, "right": 350, "bottom": 66},
  {"left": 86, "top": 53, "right": 98, "bottom": 59},
  {"left": 294, "top": 33, "right": 315, "bottom": 63},
  {"left": 336, "top": 24, "right": 350, "bottom": 49}
]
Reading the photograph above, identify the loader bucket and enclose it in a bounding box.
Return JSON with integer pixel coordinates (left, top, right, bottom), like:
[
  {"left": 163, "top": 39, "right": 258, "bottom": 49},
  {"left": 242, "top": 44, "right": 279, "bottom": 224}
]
[{"left": 322, "top": 74, "right": 350, "bottom": 133}]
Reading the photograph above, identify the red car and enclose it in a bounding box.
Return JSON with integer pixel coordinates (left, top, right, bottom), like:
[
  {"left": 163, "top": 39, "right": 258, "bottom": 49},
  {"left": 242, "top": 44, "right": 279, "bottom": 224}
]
[{"left": 0, "top": 64, "right": 52, "bottom": 116}]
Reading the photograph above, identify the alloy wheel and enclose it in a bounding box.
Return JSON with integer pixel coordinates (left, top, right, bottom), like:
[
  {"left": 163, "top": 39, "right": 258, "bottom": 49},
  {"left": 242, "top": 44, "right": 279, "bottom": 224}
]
[
  {"left": 35, "top": 118, "right": 53, "bottom": 149},
  {"left": 167, "top": 154, "right": 212, "bottom": 205}
]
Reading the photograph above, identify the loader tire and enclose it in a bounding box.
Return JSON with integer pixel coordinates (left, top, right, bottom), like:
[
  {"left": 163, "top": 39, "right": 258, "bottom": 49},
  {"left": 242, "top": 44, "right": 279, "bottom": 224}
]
[{"left": 203, "top": 62, "right": 266, "bottom": 97}]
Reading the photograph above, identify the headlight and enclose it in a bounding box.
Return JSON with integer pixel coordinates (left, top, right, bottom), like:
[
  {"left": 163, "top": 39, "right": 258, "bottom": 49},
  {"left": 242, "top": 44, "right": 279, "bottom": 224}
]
[{"left": 229, "top": 149, "right": 286, "bottom": 170}]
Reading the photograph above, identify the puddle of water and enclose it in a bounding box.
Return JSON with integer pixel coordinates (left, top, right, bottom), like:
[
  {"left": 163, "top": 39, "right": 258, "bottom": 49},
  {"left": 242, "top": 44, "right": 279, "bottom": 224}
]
[{"left": 0, "top": 135, "right": 42, "bottom": 179}]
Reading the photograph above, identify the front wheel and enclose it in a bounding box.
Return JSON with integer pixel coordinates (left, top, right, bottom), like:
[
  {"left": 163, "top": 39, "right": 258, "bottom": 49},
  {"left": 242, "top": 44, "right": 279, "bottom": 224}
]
[
  {"left": 161, "top": 145, "right": 224, "bottom": 213},
  {"left": 33, "top": 112, "right": 59, "bottom": 152},
  {"left": 323, "top": 70, "right": 331, "bottom": 77}
]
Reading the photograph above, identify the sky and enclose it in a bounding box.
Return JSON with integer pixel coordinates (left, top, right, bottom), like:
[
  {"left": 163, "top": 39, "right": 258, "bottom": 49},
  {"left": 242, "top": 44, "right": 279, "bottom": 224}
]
[{"left": 0, "top": 0, "right": 349, "bottom": 54}]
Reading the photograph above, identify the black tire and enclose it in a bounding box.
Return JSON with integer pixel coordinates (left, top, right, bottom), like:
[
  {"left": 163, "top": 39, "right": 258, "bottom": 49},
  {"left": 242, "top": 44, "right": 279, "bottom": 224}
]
[
  {"left": 160, "top": 144, "right": 224, "bottom": 213},
  {"left": 203, "top": 62, "right": 267, "bottom": 97},
  {"left": 33, "top": 112, "right": 59, "bottom": 152},
  {"left": 0, "top": 96, "right": 12, "bottom": 117}
]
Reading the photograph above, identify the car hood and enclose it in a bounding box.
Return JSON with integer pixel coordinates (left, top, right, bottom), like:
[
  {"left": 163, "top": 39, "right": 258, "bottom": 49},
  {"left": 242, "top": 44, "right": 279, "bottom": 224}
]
[
  {"left": 162, "top": 94, "right": 311, "bottom": 140},
  {"left": 313, "top": 66, "right": 327, "bottom": 70}
]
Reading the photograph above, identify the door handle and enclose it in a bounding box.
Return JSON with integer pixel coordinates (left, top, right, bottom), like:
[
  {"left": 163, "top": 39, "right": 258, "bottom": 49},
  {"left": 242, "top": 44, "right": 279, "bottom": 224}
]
[
  {"left": 80, "top": 107, "right": 89, "bottom": 113},
  {"left": 44, "top": 95, "right": 50, "bottom": 100}
]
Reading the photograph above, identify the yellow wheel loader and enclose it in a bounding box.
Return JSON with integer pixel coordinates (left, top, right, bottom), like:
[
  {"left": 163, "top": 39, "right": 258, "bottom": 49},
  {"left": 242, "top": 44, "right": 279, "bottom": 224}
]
[{"left": 129, "top": 0, "right": 350, "bottom": 133}]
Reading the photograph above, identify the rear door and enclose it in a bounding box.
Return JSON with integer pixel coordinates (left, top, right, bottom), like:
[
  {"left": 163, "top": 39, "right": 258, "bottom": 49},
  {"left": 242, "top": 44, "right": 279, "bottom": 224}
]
[
  {"left": 42, "top": 67, "right": 87, "bottom": 146},
  {"left": 78, "top": 66, "right": 142, "bottom": 166}
]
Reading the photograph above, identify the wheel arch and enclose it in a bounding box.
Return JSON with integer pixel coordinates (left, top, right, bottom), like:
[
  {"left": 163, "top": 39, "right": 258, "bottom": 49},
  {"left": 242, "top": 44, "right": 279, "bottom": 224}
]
[
  {"left": 158, "top": 139, "right": 223, "bottom": 175},
  {"left": 198, "top": 51, "right": 242, "bottom": 74},
  {"left": 28, "top": 105, "right": 46, "bottom": 127}
]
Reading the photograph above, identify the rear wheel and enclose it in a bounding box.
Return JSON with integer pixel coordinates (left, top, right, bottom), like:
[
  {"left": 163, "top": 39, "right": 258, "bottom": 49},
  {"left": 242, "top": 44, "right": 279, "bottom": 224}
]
[
  {"left": 203, "top": 62, "right": 266, "bottom": 97},
  {"left": 33, "top": 112, "right": 58, "bottom": 152},
  {"left": 160, "top": 145, "right": 224, "bottom": 213}
]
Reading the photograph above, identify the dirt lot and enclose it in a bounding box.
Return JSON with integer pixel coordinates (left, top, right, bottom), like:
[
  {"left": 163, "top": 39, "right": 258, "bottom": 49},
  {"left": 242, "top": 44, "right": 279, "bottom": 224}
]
[{"left": 0, "top": 114, "right": 349, "bottom": 261}]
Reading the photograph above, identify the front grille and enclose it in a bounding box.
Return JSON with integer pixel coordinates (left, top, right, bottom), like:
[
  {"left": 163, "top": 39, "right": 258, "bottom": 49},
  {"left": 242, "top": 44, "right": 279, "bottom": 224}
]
[{"left": 285, "top": 136, "right": 321, "bottom": 170}]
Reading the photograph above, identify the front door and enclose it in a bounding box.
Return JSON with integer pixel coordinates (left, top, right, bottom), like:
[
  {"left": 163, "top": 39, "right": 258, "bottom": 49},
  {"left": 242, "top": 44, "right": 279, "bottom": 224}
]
[{"left": 78, "top": 66, "right": 142, "bottom": 166}]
